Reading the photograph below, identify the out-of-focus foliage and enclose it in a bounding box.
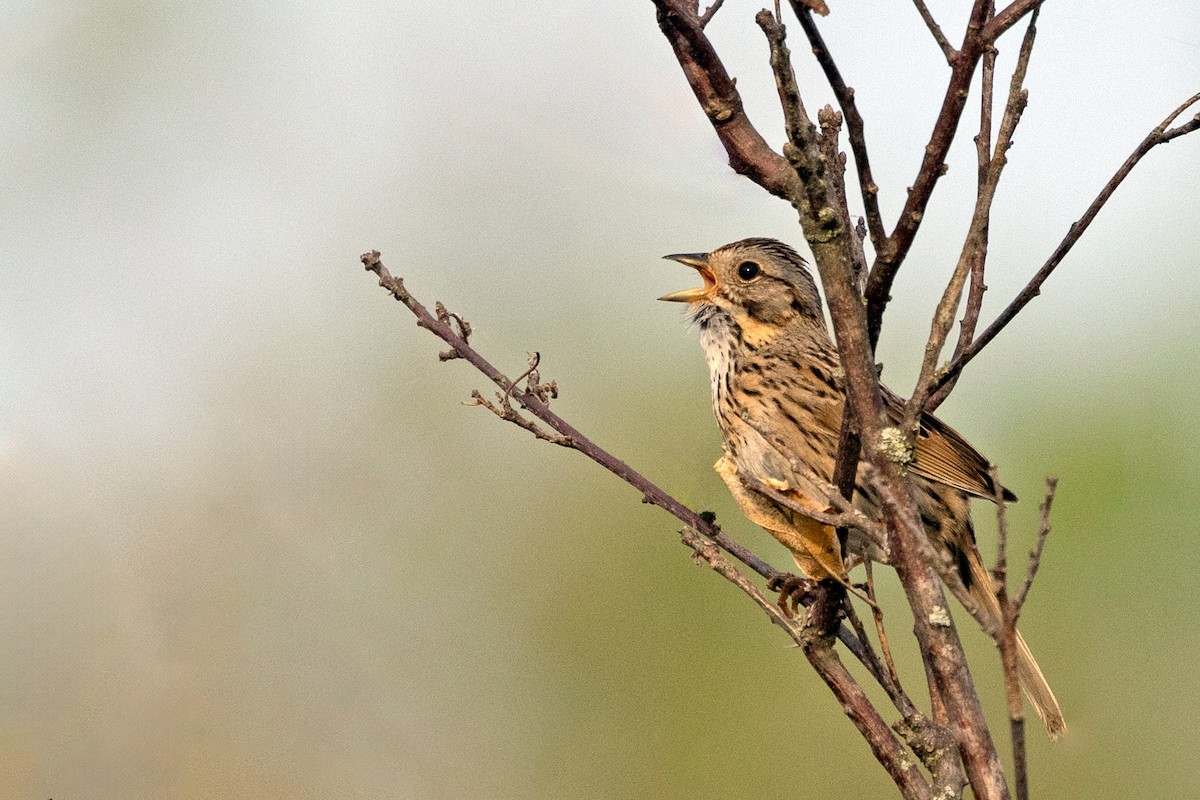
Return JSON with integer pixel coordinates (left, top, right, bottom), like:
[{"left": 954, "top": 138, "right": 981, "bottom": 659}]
[{"left": 2, "top": 1, "right": 1197, "bottom": 798}]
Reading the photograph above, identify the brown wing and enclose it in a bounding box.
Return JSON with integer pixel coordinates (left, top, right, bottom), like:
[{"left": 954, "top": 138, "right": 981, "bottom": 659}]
[{"left": 881, "top": 388, "right": 1017, "bottom": 503}]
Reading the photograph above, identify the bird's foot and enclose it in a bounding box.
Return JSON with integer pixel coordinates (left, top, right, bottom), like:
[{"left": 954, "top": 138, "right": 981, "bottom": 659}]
[{"left": 767, "top": 572, "right": 818, "bottom": 618}]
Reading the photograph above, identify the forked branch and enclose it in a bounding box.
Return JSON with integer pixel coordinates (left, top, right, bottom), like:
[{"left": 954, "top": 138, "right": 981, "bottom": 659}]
[
  {"left": 989, "top": 472, "right": 1058, "bottom": 800},
  {"left": 931, "top": 92, "right": 1200, "bottom": 396},
  {"left": 909, "top": 9, "right": 1039, "bottom": 422},
  {"left": 359, "top": 248, "right": 956, "bottom": 797}
]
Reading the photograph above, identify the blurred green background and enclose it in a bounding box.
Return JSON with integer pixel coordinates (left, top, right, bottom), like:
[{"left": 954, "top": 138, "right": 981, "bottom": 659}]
[{"left": 2, "top": 1, "right": 1198, "bottom": 798}]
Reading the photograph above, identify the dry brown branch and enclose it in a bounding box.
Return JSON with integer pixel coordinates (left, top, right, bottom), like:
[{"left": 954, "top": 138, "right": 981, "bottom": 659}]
[
  {"left": 466, "top": 390, "right": 572, "bottom": 447},
  {"left": 681, "top": 529, "right": 929, "bottom": 797},
  {"left": 988, "top": 466, "right": 1028, "bottom": 800},
  {"left": 755, "top": 10, "right": 810, "bottom": 147},
  {"left": 862, "top": 562, "right": 902, "bottom": 693},
  {"left": 839, "top": 595, "right": 963, "bottom": 793},
  {"left": 841, "top": 597, "right": 896, "bottom": 703},
  {"left": 359, "top": 249, "right": 964, "bottom": 795},
  {"left": 985, "top": 0, "right": 1045, "bottom": 42},
  {"left": 1014, "top": 477, "right": 1058, "bottom": 613},
  {"left": 930, "top": 92, "right": 1200, "bottom": 397},
  {"left": 654, "top": 4, "right": 1016, "bottom": 794},
  {"left": 912, "top": 0, "right": 956, "bottom": 62},
  {"left": 785, "top": 0, "right": 886, "bottom": 255},
  {"left": 908, "top": 10, "right": 1038, "bottom": 423},
  {"left": 865, "top": 0, "right": 995, "bottom": 347},
  {"left": 927, "top": 2, "right": 996, "bottom": 410},
  {"left": 698, "top": 0, "right": 724, "bottom": 28},
  {"left": 654, "top": 1, "right": 801, "bottom": 199}
]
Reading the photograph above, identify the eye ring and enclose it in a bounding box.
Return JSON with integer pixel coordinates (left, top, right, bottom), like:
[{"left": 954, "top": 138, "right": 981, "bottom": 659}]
[{"left": 737, "top": 261, "right": 761, "bottom": 281}]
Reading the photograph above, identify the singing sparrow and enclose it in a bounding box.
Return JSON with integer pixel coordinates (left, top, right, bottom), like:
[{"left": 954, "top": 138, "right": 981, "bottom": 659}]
[{"left": 660, "top": 237, "right": 1065, "bottom": 737}]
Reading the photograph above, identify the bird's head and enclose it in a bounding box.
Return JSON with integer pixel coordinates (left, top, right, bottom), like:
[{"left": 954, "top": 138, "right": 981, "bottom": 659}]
[{"left": 659, "top": 238, "right": 825, "bottom": 341}]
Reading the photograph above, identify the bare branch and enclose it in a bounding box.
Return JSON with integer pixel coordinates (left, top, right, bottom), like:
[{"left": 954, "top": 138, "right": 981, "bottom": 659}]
[
  {"left": 988, "top": 466, "right": 1028, "bottom": 800},
  {"left": 928, "top": 1, "right": 997, "bottom": 411},
  {"left": 931, "top": 92, "right": 1200, "bottom": 396},
  {"left": 786, "top": 0, "right": 887, "bottom": 255},
  {"left": 755, "top": 10, "right": 812, "bottom": 146},
  {"left": 976, "top": 8, "right": 997, "bottom": 180},
  {"left": 1160, "top": 114, "right": 1200, "bottom": 143},
  {"left": 654, "top": 0, "right": 801, "bottom": 199},
  {"left": 1014, "top": 477, "right": 1058, "bottom": 612},
  {"left": 1011, "top": 713, "right": 1029, "bottom": 800},
  {"left": 865, "top": 0, "right": 994, "bottom": 347},
  {"left": 467, "top": 390, "right": 573, "bottom": 448},
  {"left": 861, "top": 563, "right": 900, "bottom": 693},
  {"left": 984, "top": 0, "right": 1045, "bottom": 42},
  {"left": 841, "top": 597, "right": 897, "bottom": 703},
  {"left": 991, "top": 470, "right": 1010, "bottom": 589},
  {"left": 855, "top": 567, "right": 969, "bottom": 796},
  {"left": 697, "top": 0, "right": 724, "bottom": 28},
  {"left": 681, "top": 529, "right": 931, "bottom": 799},
  {"left": 910, "top": 10, "right": 1038, "bottom": 420},
  {"left": 433, "top": 301, "right": 473, "bottom": 360},
  {"left": 361, "top": 250, "right": 781, "bottom": 582},
  {"left": 912, "top": 0, "right": 957, "bottom": 62}
]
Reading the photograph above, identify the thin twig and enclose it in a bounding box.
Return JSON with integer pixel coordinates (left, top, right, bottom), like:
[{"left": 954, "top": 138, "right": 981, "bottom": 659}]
[
  {"left": 698, "top": 0, "right": 725, "bottom": 28},
  {"left": 500, "top": 352, "right": 543, "bottom": 408},
  {"left": 1014, "top": 477, "right": 1058, "bottom": 612},
  {"left": 858, "top": 568, "right": 968, "bottom": 796},
  {"left": 930, "top": 92, "right": 1200, "bottom": 397},
  {"left": 989, "top": 465, "right": 1028, "bottom": 800},
  {"left": 930, "top": 1, "right": 997, "bottom": 409},
  {"left": 361, "top": 250, "right": 775, "bottom": 581},
  {"left": 865, "top": 0, "right": 995, "bottom": 348},
  {"left": 840, "top": 592, "right": 964, "bottom": 789},
  {"left": 654, "top": 0, "right": 802, "bottom": 200},
  {"left": 908, "top": 9, "right": 1038, "bottom": 423},
  {"left": 863, "top": 561, "right": 903, "bottom": 699},
  {"left": 755, "top": 10, "right": 812, "bottom": 147},
  {"left": 681, "top": 529, "right": 931, "bottom": 799},
  {"left": 984, "top": 0, "right": 1045, "bottom": 42},
  {"left": 912, "top": 0, "right": 957, "bottom": 62},
  {"left": 976, "top": 4, "right": 997, "bottom": 183},
  {"left": 786, "top": 0, "right": 886, "bottom": 255},
  {"left": 991, "top": 467, "right": 1010, "bottom": 591},
  {"left": 842, "top": 596, "right": 900, "bottom": 709},
  {"left": 1011, "top": 713, "right": 1029, "bottom": 800},
  {"left": 467, "top": 390, "right": 572, "bottom": 447}
]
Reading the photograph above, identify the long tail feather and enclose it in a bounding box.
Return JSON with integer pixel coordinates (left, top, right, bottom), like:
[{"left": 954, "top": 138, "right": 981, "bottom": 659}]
[{"left": 966, "top": 551, "right": 1067, "bottom": 738}]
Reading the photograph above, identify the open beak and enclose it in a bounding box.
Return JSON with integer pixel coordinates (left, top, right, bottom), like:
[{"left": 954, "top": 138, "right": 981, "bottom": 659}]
[{"left": 658, "top": 252, "right": 715, "bottom": 303}]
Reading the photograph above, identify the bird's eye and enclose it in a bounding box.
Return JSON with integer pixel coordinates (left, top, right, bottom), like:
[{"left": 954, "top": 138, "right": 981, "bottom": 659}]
[{"left": 737, "top": 261, "right": 760, "bottom": 281}]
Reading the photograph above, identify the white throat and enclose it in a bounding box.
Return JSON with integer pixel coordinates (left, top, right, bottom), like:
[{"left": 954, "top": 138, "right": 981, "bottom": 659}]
[{"left": 697, "top": 310, "right": 736, "bottom": 429}]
